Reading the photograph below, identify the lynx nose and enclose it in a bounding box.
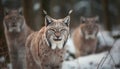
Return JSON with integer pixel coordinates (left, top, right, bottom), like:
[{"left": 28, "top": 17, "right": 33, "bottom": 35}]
[
  {"left": 55, "top": 32, "right": 61, "bottom": 38},
  {"left": 12, "top": 22, "right": 16, "bottom": 27},
  {"left": 88, "top": 31, "right": 93, "bottom": 34}
]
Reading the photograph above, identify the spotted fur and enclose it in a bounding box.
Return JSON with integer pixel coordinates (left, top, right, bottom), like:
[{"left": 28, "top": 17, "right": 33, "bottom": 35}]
[{"left": 26, "top": 13, "right": 71, "bottom": 69}]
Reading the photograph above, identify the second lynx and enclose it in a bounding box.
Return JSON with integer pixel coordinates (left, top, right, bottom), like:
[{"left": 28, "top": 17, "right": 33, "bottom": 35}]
[{"left": 73, "top": 16, "right": 99, "bottom": 58}]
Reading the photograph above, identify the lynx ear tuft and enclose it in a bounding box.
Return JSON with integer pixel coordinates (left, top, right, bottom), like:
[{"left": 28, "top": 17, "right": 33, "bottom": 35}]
[
  {"left": 68, "top": 10, "right": 73, "bottom": 15},
  {"left": 43, "top": 10, "right": 47, "bottom": 15},
  {"left": 63, "top": 10, "right": 72, "bottom": 26},
  {"left": 80, "top": 16, "right": 86, "bottom": 23}
]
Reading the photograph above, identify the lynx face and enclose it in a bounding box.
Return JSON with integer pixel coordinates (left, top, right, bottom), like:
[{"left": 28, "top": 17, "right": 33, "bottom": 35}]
[
  {"left": 3, "top": 9, "right": 25, "bottom": 32},
  {"left": 80, "top": 16, "right": 99, "bottom": 40},
  {"left": 45, "top": 16, "right": 70, "bottom": 49}
]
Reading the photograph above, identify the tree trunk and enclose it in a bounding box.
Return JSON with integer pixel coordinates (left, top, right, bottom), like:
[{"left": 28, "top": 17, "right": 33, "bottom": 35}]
[
  {"left": 41, "top": 0, "right": 50, "bottom": 14},
  {"left": 35, "top": 0, "right": 44, "bottom": 29},
  {"left": 101, "top": 0, "right": 112, "bottom": 31},
  {"left": 22, "top": 0, "right": 36, "bottom": 30},
  {"left": 0, "top": 0, "right": 9, "bottom": 68},
  {"left": 115, "top": 0, "right": 120, "bottom": 25}
]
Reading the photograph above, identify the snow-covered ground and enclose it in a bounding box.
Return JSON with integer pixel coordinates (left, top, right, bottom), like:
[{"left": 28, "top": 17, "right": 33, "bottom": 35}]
[
  {"left": 97, "top": 31, "right": 115, "bottom": 46},
  {"left": 62, "top": 52, "right": 107, "bottom": 69},
  {"left": 0, "top": 56, "right": 5, "bottom": 63},
  {"left": 0, "top": 56, "right": 12, "bottom": 69}
]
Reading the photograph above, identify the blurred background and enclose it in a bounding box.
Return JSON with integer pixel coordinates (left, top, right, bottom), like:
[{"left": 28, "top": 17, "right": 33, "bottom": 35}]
[{"left": 0, "top": 0, "right": 120, "bottom": 69}]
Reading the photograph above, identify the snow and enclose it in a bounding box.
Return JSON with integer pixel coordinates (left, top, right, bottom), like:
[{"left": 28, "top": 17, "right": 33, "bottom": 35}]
[
  {"left": 62, "top": 46, "right": 120, "bottom": 69},
  {"left": 62, "top": 52, "right": 107, "bottom": 69},
  {"left": 109, "top": 39, "right": 120, "bottom": 64},
  {"left": 0, "top": 56, "right": 13, "bottom": 69},
  {"left": 111, "top": 30, "right": 120, "bottom": 36},
  {"left": 97, "top": 31, "right": 115, "bottom": 46},
  {"left": 7, "top": 63, "right": 12, "bottom": 69},
  {"left": 0, "top": 56, "right": 5, "bottom": 63},
  {"left": 66, "top": 37, "right": 76, "bottom": 54}
]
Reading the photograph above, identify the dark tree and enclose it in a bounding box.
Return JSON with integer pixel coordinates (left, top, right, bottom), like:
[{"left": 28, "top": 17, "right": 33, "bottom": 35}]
[
  {"left": 22, "top": 0, "right": 35, "bottom": 30},
  {"left": 22, "top": 0, "right": 44, "bottom": 30},
  {"left": 0, "top": 0, "right": 9, "bottom": 68},
  {"left": 101, "top": 0, "right": 112, "bottom": 31}
]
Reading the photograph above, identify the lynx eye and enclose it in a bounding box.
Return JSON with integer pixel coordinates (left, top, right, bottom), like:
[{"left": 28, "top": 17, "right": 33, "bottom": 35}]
[
  {"left": 60, "top": 29, "right": 66, "bottom": 32},
  {"left": 49, "top": 28, "right": 56, "bottom": 32},
  {"left": 81, "top": 20, "right": 85, "bottom": 23},
  {"left": 95, "top": 20, "right": 99, "bottom": 23}
]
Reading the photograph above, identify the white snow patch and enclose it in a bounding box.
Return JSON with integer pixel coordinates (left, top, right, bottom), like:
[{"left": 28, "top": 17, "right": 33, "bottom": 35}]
[
  {"left": 111, "top": 30, "right": 120, "bottom": 36},
  {"left": 109, "top": 39, "right": 120, "bottom": 64},
  {"left": 0, "top": 56, "right": 5, "bottom": 62},
  {"left": 66, "top": 38, "right": 76, "bottom": 54},
  {"left": 7, "top": 63, "right": 12, "bottom": 69},
  {"left": 97, "top": 31, "right": 114, "bottom": 46},
  {"left": 62, "top": 52, "right": 107, "bottom": 69}
]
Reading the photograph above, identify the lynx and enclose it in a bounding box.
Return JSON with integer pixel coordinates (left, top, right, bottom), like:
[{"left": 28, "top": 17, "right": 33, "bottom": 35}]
[
  {"left": 26, "top": 10, "right": 72, "bottom": 69},
  {"left": 73, "top": 16, "right": 99, "bottom": 58},
  {"left": 3, "top": 8, "right": 33, "bottom": 69}
]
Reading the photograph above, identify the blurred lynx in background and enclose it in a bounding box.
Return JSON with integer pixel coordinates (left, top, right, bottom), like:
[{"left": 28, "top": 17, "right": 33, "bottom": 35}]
[
  {"left": 3, "top": 8, "right": 33, "bottom": 69},
  {"left": 73, "top": 16, "right": 99, "bottom": 58}
]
